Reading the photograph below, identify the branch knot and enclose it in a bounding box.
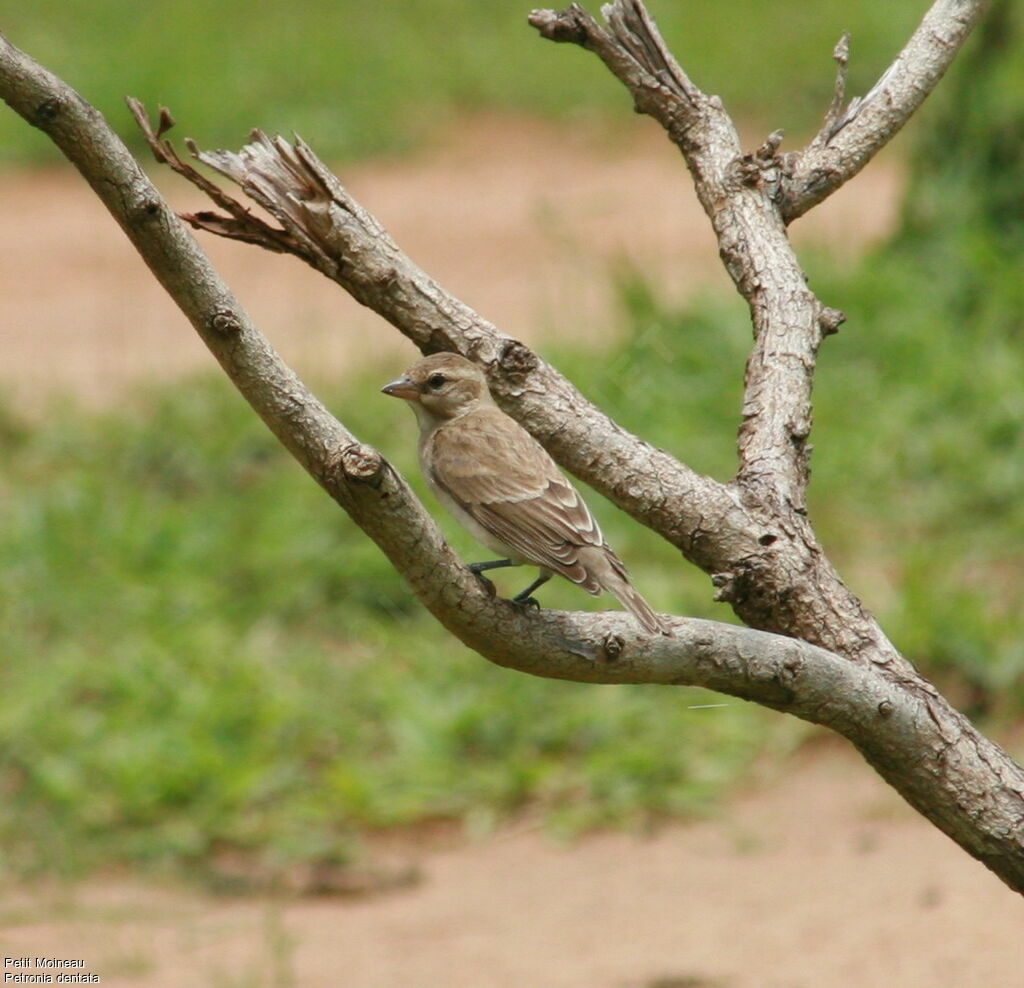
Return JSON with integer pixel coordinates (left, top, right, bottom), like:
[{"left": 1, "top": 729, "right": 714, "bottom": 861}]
[
  {"left": 338, "top": 443, "right": 386, "bottom": 482},
  {"left": 711, "top": 571, "right": 736, "bottom": 603},
  {"left": 33, "top": 96, "right": 62, "bottom": 125},
  {"left": 818, "top": 305, "right": 846, "bottom": 337},
  {"left": 497, "top": 339, "right": 540, "bottom": 381},
  {"left": 209, "top": 310, "right": 242, "bottom": 335},
  {"left": 731, "top": 130, "right": 786, "bottom": 191},
  {"left": 602, "top": 633, "right": 626, "bottom": 661}
]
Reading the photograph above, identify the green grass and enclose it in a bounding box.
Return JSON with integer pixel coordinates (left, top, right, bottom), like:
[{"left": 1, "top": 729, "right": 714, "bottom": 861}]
[
  {"left": 1, "top": 0, "right": 926, "bottom": 165},
  {"left": 808, "top": 243, "right": 1024, "bottom": 717}
]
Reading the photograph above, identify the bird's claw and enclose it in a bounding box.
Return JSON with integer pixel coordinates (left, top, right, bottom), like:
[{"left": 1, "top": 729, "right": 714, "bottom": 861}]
[{"left": 512, "top": 595, "right": 541, "bottom": 612}]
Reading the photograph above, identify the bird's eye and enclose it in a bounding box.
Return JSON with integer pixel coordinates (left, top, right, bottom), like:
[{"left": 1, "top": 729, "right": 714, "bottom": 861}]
[{"left": 427, "top": 373, "right": 447, "bottom": 390}]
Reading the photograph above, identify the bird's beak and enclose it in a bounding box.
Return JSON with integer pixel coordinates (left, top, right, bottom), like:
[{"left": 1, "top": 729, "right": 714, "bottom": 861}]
[{"left": 381, "top": 375, "right": 419, "bottom": 400}]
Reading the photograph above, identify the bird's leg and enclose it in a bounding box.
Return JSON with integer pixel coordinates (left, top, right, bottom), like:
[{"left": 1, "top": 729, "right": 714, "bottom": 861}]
[
  {"left": 468, "top": 559, "right": 516, "bottom": 574},
  {"left": 512, "top": 571, "right": 552, "bottom": 611},
  {"left": 467, "top": 558, "right": 516, "bottom": 597}
]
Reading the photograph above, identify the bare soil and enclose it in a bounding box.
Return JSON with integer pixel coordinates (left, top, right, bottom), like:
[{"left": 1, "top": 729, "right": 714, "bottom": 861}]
[
  {"left": 2, "top": 744, "right": 1022, "bottom": 986},
  {"left": 3, "top": 116, "right": 1021, "bottom": 985}
]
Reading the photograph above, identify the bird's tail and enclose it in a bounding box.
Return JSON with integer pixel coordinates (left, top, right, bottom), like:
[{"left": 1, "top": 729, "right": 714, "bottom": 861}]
[
  {"left": 597, "top": 555, "right": 671, "bottom": 636},
  {"left": 611, "top": 580, "right": 671, "bottom": 636}
]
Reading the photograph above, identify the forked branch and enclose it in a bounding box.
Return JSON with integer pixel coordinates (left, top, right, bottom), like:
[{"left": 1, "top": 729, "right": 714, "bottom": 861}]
[{"left": 534, "top": 1, "right": 824, "bottom": 512}]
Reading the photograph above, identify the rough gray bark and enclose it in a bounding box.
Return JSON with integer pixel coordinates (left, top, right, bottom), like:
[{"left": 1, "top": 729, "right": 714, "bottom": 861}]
[{"left": 2, "top": 0, "right": 1023, "bottom": 893}]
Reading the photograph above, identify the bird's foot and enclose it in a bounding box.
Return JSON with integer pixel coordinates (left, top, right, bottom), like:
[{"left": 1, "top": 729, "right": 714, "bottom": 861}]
[{"left": 512, "top": 594, "right": 541, "bottom": 612}]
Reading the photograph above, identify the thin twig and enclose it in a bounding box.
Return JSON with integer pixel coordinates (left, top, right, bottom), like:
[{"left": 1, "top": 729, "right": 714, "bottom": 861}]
[
  {"left": 129, "top": 98, "right": 301, "bottom": 254},
  {"left": 816, "top": 31, "right": 852, "bottom": 144}
]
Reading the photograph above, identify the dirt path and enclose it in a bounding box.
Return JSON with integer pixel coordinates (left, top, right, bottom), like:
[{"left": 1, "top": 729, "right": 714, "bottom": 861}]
[
  {"left": 2, "top": 744, "right": 1021, "bottom": 986},
  {"left": 1, "top": 114, "right": 901, "bottom": 407}
]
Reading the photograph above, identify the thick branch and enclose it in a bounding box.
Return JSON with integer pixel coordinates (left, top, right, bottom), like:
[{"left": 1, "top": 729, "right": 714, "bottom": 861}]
[
  {"left": 782, "top": 0, "right": 991, "bottom": 221},
  {"left": 529, "top": 3, "right": 905, "bottom": 671}
]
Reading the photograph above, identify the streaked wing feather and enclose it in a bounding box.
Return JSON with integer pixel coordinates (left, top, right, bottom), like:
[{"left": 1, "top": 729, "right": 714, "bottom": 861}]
[
  {"left": 470, "top": 498, "right": 601, "bottom": 592},
  {"left": 429, "top": 407, "right": 605, "bottom": 588}
]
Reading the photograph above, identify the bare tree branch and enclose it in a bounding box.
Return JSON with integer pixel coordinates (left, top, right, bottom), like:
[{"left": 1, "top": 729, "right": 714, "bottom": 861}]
[
  {"left": 783, "top": 0, "right": 992, "bottom": 221},
  {"left": 2, "top": 18, "right": 1023, "bottom": 893},
  {"left": 528, "top": 0, "right": 989, "bottom": 499},
  {"left": 488, "top": 4, "right": 895, "bottom": 669},
  {"left": 129, "top": 117, "right": 897, "bottom": 686},
  {"left": 530, "top": 1, "right": 830, "bottom": 516}
]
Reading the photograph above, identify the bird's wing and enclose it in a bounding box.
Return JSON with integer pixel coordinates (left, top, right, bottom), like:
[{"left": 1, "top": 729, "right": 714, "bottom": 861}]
[{"left": 428, "top": 407, "right": 605, "bottom": 588}]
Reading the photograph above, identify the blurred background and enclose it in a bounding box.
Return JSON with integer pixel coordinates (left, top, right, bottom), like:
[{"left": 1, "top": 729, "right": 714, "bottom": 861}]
[{"left": 1, "top": 1, "right": 1023, "bottom": 984}]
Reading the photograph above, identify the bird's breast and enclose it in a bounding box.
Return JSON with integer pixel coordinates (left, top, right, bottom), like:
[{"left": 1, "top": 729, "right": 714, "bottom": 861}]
[{"left": 420, "top": 429, "right": 521, "bottom": 560}]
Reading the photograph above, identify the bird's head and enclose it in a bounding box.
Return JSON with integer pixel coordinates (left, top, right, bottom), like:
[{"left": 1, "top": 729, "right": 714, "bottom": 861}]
[{"left": 382, "top": 352, "right": 492, "bottom": 424}]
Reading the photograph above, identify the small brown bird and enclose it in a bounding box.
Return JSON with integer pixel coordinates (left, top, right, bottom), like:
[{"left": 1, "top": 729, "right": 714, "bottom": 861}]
[{"left": 382, "top": 352, "right": 669, "bottom": 635}]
